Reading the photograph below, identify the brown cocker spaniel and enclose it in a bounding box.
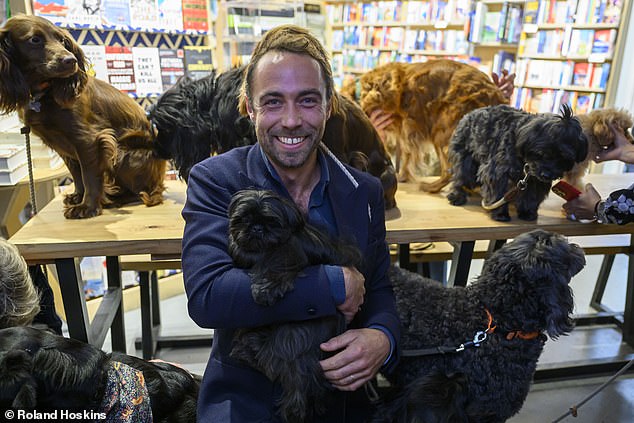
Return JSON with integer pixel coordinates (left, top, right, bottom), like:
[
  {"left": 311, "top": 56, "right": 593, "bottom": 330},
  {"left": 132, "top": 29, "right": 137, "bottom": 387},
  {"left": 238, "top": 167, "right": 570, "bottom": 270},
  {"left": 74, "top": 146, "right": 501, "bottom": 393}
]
[
  {"left": 0, "top": 15, "right": 165, "bottom": 218},
  {"left": 350, "top": 59, "right": 507, "bottom": 192}
]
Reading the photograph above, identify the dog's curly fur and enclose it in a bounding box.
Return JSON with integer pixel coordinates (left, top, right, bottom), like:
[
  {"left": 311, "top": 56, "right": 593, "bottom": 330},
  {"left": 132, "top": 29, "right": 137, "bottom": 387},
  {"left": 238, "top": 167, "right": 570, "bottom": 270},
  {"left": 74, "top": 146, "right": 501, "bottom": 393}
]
[
  {"left": 447, "top": 104, "right": 588, "bottom": 221},
  {"left": 0, "top": 15, "right": 166, "bottom": 218},
  {"left": 0, "top": 326, "right": 199, "bottom": 422},
  {"left": 227, "top": 189, "right": 361, "bottom": 423},
  {"left": 373, "top": 229, "right": 585, "bottom": 422},
  {"left": 566, "top": 107, "right": 634, "bottom": 186},
  {"left": 148, "top": 66, "right": 398, "bottom": 209},
  {"left": 351, "top": 59, "right": 507, "bottom": 191}
]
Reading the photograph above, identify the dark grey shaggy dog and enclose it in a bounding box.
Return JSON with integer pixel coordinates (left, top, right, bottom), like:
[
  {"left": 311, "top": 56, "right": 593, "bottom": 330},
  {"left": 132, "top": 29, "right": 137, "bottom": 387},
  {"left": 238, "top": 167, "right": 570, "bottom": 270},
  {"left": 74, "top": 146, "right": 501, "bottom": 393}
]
[
  {"left": 447, "top": 104, "right": 588, "bottom": 221},
  {"left": 373, "top": 229, "right": 585, "bottom": 423},
  {"left": 0, "top": 326, "right": 199, "bottom": 422}
]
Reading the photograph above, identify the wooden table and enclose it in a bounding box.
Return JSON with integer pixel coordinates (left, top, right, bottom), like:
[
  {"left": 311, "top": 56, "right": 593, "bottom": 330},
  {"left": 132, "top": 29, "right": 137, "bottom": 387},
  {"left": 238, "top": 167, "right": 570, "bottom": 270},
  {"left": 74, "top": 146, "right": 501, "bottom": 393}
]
[{"left": 9, "top": 174, "right": 634, "bottom": 372}]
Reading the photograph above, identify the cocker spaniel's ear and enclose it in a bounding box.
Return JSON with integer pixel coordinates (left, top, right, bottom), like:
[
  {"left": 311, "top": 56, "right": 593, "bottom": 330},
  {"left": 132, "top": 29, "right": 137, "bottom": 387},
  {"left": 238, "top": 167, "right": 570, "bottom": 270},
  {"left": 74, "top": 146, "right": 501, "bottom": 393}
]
[
  {"left": 0, "top": 28, "right": 30, "bottom": 113},
  {"left": 50, "top": 34, "right": 88, "bottom": 107}
]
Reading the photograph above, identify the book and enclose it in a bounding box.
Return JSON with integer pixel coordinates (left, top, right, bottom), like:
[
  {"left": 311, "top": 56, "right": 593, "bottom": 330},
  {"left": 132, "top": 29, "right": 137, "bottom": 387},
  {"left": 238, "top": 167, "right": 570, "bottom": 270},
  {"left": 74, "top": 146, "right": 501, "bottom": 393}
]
[
  {"left": 0, "top": 162, "right": 28, "bottom": 185},
  {"left": 81, "top": 44, "right": 109, "bottom": 82},
  {"left": 183, "top": 46, "right": 213, "bottom": 80},
  {"left": 101, "top": 0, "right": 132, "bottom": 27},
  {"left": 105, "top": 46, "right": 136, "bottom": 93},
  {"left": 159, "top": 48, "right": 185, "bottom": 91},
  {"left": 567, "top": 29, "right": 594, "bottom": 57},
  {"left": 181, "top": 0, "right": 209, "bottom": 32},
  {"left": 575, "top": 93, "right": 595, "bottom": 114},
  {"left": 32, "top": 0, "right": 68, "bottom": 24},
  {"left": 129, "top": 0, "right": 160, "bottom": 29},
  {"left": 0, "top": 145, "right": 27, "bottom": 171},
  {"left": 132, "top": 47, "right": 163, "bottom": 96},
  {"left": 572, "top": 62, "right": 591, "bottom": 87},
  {"left": 591, "top": 29, "right": 617, "bottom": 59},
  {"left": 65, "top": 0, "right": 101, "bottom": 26},
  {"left": 157, "top": 0, "right": 184, "bottom": 31}
]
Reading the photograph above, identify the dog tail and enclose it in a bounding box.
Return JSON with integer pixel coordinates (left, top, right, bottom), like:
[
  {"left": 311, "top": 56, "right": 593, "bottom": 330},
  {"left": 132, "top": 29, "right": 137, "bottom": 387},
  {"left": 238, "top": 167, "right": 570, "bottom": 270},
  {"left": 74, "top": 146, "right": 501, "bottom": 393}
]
[{"left": 96, "top": 129, "right": 118, "bottom": 169}]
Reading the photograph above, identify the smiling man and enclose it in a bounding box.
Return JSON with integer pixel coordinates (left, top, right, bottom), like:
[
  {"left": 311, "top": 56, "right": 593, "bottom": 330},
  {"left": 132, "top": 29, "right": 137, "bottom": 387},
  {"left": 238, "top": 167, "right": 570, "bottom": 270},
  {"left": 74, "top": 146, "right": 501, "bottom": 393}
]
[{"left": 181, "top": 25, "right": 400, "bottom": 422}]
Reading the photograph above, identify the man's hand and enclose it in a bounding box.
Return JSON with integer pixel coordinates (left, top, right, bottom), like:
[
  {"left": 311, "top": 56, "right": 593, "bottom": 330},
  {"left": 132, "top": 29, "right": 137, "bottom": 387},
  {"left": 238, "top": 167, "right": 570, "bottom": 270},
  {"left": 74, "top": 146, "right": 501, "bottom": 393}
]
[
  {"left": 319, "top": 328, "right": 390, "bottom": 391},
  {"left": 338, "top": 266, "right": 365, "bottom": 323},
  {"left": 491, "top": 69, "right": 516, "bottom": 101},
  {"left": 595, "top": 123, "right": 634, "bottom": 164},
  {"left": 368, "top": 109, "right": 394, "bottom": 142},
  {"left": 562, "top": 183, "right": 602, "bottom": 221}
]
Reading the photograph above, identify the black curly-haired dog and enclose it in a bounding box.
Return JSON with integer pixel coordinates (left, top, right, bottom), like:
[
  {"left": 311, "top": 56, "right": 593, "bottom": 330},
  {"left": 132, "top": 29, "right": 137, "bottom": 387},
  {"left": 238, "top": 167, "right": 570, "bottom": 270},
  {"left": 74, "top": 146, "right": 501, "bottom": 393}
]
[
  {"left": 372, "top": 229, "right": 585, "bottom": 422},
  {"left": 227, "top": 189, "right": 362, "bottom": 423},
  {"left": 447, "top": 104, "right": 588, "bottom": 221},
  {"left": 147, "top": 67, "right": 398, "bottom": 209},
  {"left": 0, "top": 326, "right": 199, "bottom": 422}
]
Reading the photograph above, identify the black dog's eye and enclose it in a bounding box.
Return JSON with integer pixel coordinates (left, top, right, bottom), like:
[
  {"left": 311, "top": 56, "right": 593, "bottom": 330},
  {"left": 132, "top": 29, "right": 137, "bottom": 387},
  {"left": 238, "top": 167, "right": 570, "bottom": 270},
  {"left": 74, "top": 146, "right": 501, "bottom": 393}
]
[{"left": 29, "top": 36, "right": 42, "bottom": 45}]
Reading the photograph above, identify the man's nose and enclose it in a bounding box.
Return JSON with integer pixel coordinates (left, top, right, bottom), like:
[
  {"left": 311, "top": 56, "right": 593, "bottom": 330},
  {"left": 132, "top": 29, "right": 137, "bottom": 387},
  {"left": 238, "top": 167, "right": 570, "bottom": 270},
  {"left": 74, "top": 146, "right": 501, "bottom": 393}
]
[{"left": 282, "top": 104, "right": 302, "bottom": 128}]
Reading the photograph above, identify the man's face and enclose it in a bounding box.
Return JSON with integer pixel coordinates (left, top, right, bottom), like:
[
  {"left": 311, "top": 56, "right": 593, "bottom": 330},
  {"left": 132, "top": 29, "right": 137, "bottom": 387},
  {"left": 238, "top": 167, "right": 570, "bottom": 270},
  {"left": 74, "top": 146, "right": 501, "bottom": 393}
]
[{"left": 246, "top": 51, "right": 330, "bottom": 170}]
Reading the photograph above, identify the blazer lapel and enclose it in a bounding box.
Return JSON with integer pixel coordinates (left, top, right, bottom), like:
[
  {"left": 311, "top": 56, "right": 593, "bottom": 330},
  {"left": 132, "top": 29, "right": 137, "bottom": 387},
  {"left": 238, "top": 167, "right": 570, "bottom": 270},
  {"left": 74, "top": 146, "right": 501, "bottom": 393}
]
[{"left": 327, "top": 159, "right": 369, "bottom": 249}]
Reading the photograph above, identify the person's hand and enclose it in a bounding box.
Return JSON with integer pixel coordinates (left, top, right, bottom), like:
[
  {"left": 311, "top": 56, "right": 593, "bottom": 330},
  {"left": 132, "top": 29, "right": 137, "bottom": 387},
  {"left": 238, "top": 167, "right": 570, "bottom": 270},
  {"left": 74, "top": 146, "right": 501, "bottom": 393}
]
[
  {"left": 368, "top": 109, "right": 394, "bottom": 141},
  {"left": 338, "top": 266, "right": 365, "bottom": 323},
  {"left": 594, "top": 123, "right": 634, "bottom": 164},
  {"left": 562, "top": 183, "right": 602, "bottom": 221},
  {"left": 491, "top": 69, "right": 516, "bottom": 101},
  {"left": 319, "top": 328, "right": 390, "bottom": 391}
]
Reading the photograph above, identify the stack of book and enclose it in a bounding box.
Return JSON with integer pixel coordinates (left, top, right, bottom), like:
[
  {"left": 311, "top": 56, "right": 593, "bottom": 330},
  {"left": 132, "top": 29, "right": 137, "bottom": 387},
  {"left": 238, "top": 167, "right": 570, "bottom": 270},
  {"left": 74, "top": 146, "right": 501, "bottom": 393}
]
[
  {"left": 0, "top": 112, "right": 64, "bottom": 176},
  {"left": 0, "top": 144, "right": 28, "bottom": 186}
]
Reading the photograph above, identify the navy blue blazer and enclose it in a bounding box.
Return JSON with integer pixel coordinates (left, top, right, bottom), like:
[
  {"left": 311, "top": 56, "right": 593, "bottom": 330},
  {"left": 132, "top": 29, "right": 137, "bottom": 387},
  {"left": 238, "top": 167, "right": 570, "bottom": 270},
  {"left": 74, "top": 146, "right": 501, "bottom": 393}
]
[{"left": 182, "top": 144, "right": 400, "bottom": 422}]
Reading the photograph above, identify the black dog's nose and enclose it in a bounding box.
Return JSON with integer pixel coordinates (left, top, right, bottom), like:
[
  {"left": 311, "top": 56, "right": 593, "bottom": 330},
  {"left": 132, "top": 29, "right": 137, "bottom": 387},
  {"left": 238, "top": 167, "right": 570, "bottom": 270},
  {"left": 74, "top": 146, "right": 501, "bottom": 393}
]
[{"left": 250, "top": 224, "right": 264, "bottom": 236}]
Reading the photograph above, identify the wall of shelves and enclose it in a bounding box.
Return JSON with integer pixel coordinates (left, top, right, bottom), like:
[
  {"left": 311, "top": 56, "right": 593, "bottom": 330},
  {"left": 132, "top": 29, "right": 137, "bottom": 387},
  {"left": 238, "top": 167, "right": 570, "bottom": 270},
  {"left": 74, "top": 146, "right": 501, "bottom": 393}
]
[
  {"left": 7, "top": 0, "right": 218, "bottom": 108},
  {"left": 510, "top": 0, "right": 629, "bottom": 113},
  {"left": 324, "top": 0, "right": 631, "bottom": 114}
]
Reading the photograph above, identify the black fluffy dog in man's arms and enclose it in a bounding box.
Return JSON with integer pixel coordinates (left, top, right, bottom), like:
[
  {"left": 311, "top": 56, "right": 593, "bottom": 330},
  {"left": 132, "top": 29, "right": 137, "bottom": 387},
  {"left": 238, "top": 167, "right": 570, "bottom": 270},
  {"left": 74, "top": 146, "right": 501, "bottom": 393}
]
[{"left": 227, "top": 189, "right": 362, "bottom": 423}]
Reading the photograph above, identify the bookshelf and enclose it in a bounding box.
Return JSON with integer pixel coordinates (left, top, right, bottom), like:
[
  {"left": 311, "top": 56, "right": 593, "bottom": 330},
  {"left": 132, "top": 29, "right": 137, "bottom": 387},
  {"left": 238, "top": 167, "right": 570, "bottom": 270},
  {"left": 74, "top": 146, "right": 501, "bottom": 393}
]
[
  {"left": 468, "top": 0, "right": 524, "bottom": 75},
  {"left": 327, "top": 1, "right": 467, "bottom": 82},
  {"left": 324, "top": 0, "right": 630, "bottom": 114},
  {"left": 214, "top": 0, "right": 325, "bottom": 70},
  {"left": 510, "top": 0, "right": 631, "bottom": 113}
]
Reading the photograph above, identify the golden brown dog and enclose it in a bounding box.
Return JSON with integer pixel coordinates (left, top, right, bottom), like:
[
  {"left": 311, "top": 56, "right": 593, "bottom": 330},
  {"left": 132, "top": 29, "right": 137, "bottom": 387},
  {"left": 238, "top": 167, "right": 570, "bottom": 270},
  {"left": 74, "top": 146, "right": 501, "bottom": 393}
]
[
  {"left": 0, "top": 15, "right": 165, "bottom": 218},
  {"left": 565, "top": 108, "right": 634, "bottom": 186},
  {"left": 351, "top": 59, "right": 507, "bottom": 192}
]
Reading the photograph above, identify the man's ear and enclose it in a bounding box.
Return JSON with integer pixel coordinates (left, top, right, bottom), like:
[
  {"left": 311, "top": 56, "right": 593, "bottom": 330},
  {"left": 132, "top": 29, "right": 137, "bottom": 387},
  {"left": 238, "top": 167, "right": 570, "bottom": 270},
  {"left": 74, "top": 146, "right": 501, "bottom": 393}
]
[{"left": 245, "top": 97, "right": 254, "bottom": 120}]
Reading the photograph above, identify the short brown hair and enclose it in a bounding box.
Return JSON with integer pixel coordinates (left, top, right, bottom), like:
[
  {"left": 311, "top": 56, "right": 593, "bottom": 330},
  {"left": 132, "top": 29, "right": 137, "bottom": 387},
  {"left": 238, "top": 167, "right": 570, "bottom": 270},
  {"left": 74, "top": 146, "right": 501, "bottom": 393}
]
[{"left": 239, "top": 24, "right": 337, "bottom": 115}]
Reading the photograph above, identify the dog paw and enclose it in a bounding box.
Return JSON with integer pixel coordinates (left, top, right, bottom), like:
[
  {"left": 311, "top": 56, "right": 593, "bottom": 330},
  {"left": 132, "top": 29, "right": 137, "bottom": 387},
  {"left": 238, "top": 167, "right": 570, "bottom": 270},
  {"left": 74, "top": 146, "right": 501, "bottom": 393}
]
[
  {"left": 64, "top": 203, "right": 102, "bottom": 219},
  {"left": 491, "top": 211, "right": 511, "bottom": 222},
  {"left": 517, "top": 210, "right": 538, "bottom": 221},
  {"left": 63, "top": 192, "right": 83, "bottom": 206},
  {"left": 447, "top": 191, "right": 467, "bottom": 206}
]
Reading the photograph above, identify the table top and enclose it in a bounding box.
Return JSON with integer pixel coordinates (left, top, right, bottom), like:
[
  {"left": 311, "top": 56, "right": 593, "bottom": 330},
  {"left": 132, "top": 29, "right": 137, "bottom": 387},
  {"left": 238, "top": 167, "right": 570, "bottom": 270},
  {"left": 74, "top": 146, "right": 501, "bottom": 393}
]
[{"left": 9, "top": 173, "right": 634, "bottom": 262}]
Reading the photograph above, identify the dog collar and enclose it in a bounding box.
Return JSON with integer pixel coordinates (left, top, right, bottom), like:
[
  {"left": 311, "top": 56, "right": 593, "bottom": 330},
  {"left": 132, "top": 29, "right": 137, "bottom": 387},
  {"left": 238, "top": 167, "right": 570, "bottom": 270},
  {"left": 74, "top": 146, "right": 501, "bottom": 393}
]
[
  {"left": 29, "top": 82, "right": 51, "bottom": 112},
  {"left": 486, "top": 308, "right": 540, "bottom": 341}
]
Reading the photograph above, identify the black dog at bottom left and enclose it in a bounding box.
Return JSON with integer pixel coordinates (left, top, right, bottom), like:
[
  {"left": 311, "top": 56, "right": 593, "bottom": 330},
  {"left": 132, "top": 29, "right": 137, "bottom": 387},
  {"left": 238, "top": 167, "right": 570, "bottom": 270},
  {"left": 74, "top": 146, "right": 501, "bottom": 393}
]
[{"left": 0, "top": 326, "right": 199, "bottom": 422}]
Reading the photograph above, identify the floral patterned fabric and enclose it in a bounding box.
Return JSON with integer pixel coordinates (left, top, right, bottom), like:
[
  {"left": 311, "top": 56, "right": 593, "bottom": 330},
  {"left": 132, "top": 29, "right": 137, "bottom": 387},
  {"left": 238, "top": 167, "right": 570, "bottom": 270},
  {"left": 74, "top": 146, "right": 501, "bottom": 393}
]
[
  {"left": 99, "top": 361, "right": 152, "bottom": 422},
  {"left": 598, "top": 183, "right": 634, "bottom": 225}
]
